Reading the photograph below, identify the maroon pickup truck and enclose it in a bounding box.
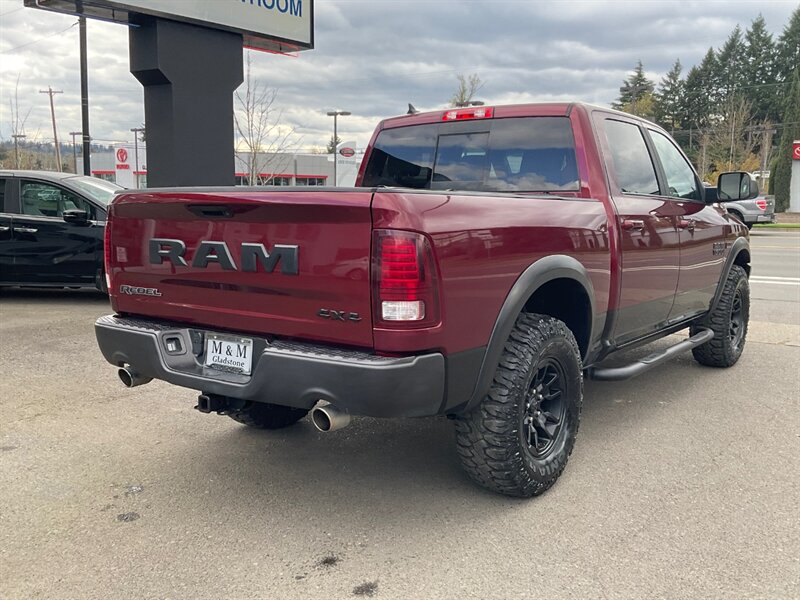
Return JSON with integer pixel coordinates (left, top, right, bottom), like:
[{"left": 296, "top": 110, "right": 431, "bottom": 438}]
[{"left": 95, "top": 103, "right": 757, "bottom": 497}]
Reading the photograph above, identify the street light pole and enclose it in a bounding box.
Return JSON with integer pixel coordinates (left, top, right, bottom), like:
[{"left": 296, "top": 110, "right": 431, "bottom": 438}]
[
  {"left": 326, "top": 110, "right": 351, "bottom": 186},
  {"left": 69, "top": 131, "right": 82, "bottom": 173},
  {"left": 130, "top": 127, "right": 145, "bottom": 188}
]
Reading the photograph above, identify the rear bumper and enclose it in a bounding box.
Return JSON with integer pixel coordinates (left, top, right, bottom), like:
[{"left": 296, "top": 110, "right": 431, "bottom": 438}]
[
  {"left": 756, "top": 213, "right": 776, "bottom": 223},
  {"left": 95, "top": 315, "right": 445, "bottom": 418}
]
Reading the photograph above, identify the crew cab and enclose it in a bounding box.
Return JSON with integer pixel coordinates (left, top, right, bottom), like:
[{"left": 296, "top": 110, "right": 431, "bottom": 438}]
[{"left": 95, "top": 103, "right": 756, "bottom": 497}]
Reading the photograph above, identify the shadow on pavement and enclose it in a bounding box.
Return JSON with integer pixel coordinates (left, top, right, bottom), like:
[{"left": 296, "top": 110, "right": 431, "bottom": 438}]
[{"left": 0, "top": 286, "right": 109, "bottom": 304}]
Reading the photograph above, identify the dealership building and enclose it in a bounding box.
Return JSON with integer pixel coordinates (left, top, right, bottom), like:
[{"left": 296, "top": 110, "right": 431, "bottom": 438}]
[{"left": 78, "top": 142, "right": 364, "bottom": 189}]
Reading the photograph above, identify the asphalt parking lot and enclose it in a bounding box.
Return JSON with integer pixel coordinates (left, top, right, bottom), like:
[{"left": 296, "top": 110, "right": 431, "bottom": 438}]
[{"left": 1, "top": 231, "right": 799, "bottom": 599}]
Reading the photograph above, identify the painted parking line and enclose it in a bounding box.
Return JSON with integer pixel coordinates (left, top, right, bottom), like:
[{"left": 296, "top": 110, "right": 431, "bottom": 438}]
[{"left": 750, "top": 276, "right": 800, "bottom": 286}]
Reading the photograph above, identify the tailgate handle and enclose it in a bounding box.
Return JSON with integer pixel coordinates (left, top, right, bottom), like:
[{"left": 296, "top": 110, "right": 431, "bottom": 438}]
[{"left": 188, "top": 205, "right": 234, "bottom": 218}]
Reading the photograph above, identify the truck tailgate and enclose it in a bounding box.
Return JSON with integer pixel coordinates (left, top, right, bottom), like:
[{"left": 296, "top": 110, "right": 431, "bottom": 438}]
[{"left": 108, "top": 189, "right": 375, "bottom": 348}]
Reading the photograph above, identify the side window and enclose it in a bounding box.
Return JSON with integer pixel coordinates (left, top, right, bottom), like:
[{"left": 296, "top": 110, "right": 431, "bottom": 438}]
[
  {"left": 603, "top": 119, "right": 660, "bottom": 195},
  {"left": 19, "top": 181, "right": 94, "bottom": 219},
  {"left": 0, "top": 178, "right": 6, "bottom": 212},
  {"left": 649, "top": 130, "right": 701, "bottom": 201}
]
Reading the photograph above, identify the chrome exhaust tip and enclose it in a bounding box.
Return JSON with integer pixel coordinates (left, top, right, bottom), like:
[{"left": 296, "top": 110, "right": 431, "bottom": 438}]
[
  {"left": 311, "top": 402, "right": 351, "bottom": 432},
  {"left": 118, "top": 365, "right": 152, "bottom": 388}
]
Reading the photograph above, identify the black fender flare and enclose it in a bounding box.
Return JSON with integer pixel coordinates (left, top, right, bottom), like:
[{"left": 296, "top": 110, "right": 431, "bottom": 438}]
[
  {"left": 457, "top": 255, "right": 596, "bottom": 414},
  {"left": 709, "top": 236, "right": 750, "bottom": 314}
]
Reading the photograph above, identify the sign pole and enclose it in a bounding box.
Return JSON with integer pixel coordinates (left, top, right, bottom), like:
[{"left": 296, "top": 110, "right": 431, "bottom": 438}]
[{"left": 129, "top": 17, "right": 243, "bottom": 187}]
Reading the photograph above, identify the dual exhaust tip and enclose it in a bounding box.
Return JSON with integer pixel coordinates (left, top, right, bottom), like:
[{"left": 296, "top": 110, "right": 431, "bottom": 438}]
[
  {"left": 310, "top": 402, "right": 351, "bottom": 432},
  {"left": 118, "top": 365, "right": 152, "bottom": 388},
  {"left": 118, "top": 365, "right": 349, "bottom": 432}
]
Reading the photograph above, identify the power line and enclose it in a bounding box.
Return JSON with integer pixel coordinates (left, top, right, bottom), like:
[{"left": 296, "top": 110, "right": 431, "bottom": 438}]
[{"left": 0, "top": 21, "right": 78, "bottom": 54}]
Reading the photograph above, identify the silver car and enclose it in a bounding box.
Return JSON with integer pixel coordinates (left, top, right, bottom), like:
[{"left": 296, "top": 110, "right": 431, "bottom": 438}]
[{"left": 705, "top": 184, "right": 776, "bottom": 229}]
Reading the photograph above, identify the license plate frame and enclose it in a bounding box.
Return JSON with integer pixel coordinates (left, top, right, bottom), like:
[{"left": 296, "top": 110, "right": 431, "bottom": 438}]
[{"left": 204, "top": 334, "right": 254, "bottom": 376}]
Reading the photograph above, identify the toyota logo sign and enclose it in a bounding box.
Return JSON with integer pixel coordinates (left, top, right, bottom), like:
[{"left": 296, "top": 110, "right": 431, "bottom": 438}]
[
  {"left": 339, "top": 147, "right": 355, "bottom": 158},
  {"left": 116, "top": 148, "right": 129, "bottom": 163}
]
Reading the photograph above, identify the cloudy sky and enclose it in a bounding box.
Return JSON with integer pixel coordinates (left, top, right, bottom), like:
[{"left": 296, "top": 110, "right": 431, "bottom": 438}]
[{"left": 0, "top": 0, "right": 796, "bottom": 152}]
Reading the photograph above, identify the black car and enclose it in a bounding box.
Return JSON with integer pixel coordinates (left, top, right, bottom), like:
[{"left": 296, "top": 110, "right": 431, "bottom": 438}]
[{"left": 0, "top": 170, "right": 122, "bottom": 291}]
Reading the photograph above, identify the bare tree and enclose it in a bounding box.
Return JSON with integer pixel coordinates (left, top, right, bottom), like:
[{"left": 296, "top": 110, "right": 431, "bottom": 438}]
[
  {"left": 234, "top": 53, "right": 299, "bottom": 185},
  {"left": 9, "top": 75, "right": 33, "bottom": 168},
  {"left": 449, "top": 73, "right": 484, "bottom": 107},
  {"left": 703, "top": 96, "right": 760, "bottom": 183}
]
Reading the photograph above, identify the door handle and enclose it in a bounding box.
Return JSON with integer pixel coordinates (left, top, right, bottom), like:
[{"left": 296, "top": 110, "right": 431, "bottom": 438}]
[
  {"left": 15, "top": 227, "right": 38, "bottom": 233},
  {"left": 0, "top": 225, "right": 10, "bottom": 232},
  {"left": 678, "top": 219, "right": 696, "bottom": 232},
  {"left": 621, "top": 219, "right": 645, "bottom": 231}
]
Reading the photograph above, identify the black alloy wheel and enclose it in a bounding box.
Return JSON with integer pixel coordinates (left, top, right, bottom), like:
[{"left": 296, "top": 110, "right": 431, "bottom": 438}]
[
  {"left": 691, "top": 264, "right": 749, "bottom": 368},
  {"left": 523, "top": 358, "right": 567, "bottom": 459},
  {"left": 729, "top": 287, "right": 745, "bottom": 352},
  {"left": 455, "top": 313, "right": 583, "bottom": 497}
]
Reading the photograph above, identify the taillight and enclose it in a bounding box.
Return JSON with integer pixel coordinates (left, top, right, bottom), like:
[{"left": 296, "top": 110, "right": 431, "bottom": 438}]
[
  {"left": 103, "top": 212, "right": 113, "bottom": 292},
  {"left": 372, "top": 230, "right": 440, "bottom": 328},
  {"left": 442, "top": 107, "right": 494, "bottom": 121},
  {"left": 755, "top": 198, "right": 767, "bottom": 211}
]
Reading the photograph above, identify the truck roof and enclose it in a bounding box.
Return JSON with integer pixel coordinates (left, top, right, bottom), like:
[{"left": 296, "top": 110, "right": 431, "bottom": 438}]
[{"left": 377, "top": 101, "right": 657, "bottom": 130}]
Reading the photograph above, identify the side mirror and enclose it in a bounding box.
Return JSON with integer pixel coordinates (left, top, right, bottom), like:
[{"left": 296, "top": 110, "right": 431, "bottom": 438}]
[
  {"left": 717, "top": 172, "right": 760, "bottom": 201},
  {"left": 63, "top": 209, "right": 88, "bottom": 225}
]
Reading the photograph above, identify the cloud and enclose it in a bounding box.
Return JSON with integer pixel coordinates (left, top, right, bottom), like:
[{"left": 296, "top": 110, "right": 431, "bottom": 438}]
[{"left": 0, "top": 0, "right": 795, "bottom": 152}]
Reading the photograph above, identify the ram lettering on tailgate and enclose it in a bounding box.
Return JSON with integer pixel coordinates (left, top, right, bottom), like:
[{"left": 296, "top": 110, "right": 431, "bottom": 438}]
[{"left": 148, "top": 238, "right": 299, "bottom": 275}]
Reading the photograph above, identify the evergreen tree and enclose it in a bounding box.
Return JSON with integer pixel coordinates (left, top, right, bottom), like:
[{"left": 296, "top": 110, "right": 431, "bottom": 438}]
[
  {"left": 682, "top": 48, "right": 719, "bottom": 132},
  {"left": 742, "top": 15, "right": 778, "bottom": 121},
  {"left": 716, "top": 26, "right": 747, "bottom": 98},
  {"left": 612, "top": 60, "right": 655, "bottom": 112},
  {"left": 654, "top": 59, "right": 685, "bottom": 131},
  {"left": 771, "top": 68, "right": 800, "bottom": 212},
  {"left": 775, "top": 7, "right": 800, "bottom": 83},
  {"left": 326, "top": 135, "right": 342, "bottom": 154}
]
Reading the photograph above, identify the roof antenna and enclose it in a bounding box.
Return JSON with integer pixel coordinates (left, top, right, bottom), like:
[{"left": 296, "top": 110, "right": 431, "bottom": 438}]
[{"left": 407, "top": 103, "right": 419, "bottom": 115}]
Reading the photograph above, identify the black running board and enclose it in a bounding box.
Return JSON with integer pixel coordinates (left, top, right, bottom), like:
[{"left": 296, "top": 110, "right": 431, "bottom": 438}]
[{"left": 587, "top": 328, "right": 714, "bottom": 381}]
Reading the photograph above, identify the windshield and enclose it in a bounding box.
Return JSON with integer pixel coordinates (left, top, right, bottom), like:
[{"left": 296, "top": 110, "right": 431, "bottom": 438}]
[
  {"left": 362, "top": 116, "right": 579, "bottom": 192},
  {"left": 66, "top": 176, "right": 123, "bottom": 206}
]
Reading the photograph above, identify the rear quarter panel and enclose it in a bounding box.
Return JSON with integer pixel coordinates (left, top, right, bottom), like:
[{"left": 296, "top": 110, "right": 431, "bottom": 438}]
[{"left": 372, "top": 192, "right": 611, "bottom": 354}]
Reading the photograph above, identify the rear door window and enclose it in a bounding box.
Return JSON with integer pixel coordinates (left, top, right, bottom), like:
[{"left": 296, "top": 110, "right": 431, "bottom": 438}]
[
  {"left": 603, "top": 119, "right": 660, "bottom": 196},
  {"left": 362, "top": 117, "right": 579, "bottom": 192}
]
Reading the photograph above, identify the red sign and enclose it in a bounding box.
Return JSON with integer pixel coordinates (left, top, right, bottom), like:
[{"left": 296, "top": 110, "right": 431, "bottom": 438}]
[
  {"left": 116, "top": 148, "right": 128, "bottom": 163},
  {"left": 793, "top": 141, "right": 800, "bottom": 161},
  {"left": 339, "top": 147, "right": 355, "bottom": 158}
]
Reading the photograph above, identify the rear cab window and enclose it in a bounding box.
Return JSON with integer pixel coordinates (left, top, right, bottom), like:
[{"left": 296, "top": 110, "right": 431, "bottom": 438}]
[{"left": 362, "top": 117, "right": 580, "bottom": 193}]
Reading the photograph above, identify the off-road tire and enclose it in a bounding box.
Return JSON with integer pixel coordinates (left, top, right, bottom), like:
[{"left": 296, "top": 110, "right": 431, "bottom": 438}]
[
  {"left": 227, "top": 402, "right": 309, "bottom": 429},
  {"left": 455, "top": 313, "right": 583, "bottom": 498},
  {"left": 691, "top": 265, "right": 749, "bottom": 368}
]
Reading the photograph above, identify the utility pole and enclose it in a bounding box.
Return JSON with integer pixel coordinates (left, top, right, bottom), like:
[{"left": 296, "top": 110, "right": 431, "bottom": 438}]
[
  {"left": 69, "top": 131, "right": 82, "bottom": 173},
  {"left": 79, "top": 14, "right": 91, "bottom": 176},
  {"left": 12, "top": 134, "right": 26, "bottom": 169},
  {"left": 130, "top": 127, "right": 145, "bottom": 188},
  {"left": 40, "top": 87, "right": 64, "bottom": 171}
]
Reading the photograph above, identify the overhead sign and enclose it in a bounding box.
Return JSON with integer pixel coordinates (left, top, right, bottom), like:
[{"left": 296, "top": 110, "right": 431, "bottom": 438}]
[
  {"left": 25, "top": 0, "right": 314, "bottom": 52},
  {"left": 793, "top": 141, "right": 800, "bottom": 161}
]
